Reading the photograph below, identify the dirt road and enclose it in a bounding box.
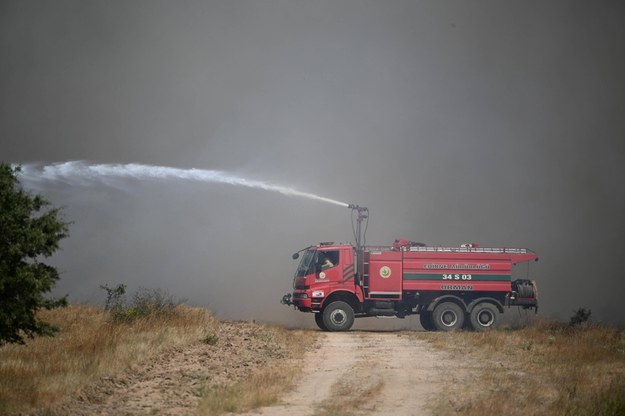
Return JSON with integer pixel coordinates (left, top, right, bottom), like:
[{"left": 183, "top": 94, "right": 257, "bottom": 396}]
[{"left": 243, "top": 331, "right": 448, "bottom": 416}]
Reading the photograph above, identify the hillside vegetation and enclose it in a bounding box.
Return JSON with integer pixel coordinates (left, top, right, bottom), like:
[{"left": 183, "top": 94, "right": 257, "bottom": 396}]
[
  {"left": 0, "top": 303, "right": 315, "bottom": 415},
  {"left": 1, "top": 304, "right": 623, "bottom": 415},
  {"left": 0, "top": 304, "right": 213, "bottom": 414},
  {"left": 422, "top": 318, "right": 625, "bottom": 416}
]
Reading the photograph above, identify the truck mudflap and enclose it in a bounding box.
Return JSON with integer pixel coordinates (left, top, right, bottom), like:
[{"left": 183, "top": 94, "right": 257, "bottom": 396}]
[{"left": 509, "top": 279, "right": 539, "bottom": 311}]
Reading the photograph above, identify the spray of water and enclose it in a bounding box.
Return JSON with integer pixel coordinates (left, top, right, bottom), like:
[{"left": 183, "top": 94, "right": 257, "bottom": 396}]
[{"left": 16, "top": 161, "right": 350, "bottom": 208}]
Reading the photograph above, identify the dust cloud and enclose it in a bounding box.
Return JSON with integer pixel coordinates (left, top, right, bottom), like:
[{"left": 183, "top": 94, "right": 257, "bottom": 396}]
[{"left": 1, "top": 1, "right": 624, "bottom": 325}]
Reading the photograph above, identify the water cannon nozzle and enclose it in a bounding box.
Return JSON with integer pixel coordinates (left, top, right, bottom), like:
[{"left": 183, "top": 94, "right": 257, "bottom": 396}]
[{"left": 348, "top": 203, "right": 368, "bottom": 212}]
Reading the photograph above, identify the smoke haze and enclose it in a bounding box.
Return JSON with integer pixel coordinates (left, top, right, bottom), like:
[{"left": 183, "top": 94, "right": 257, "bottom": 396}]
[{"left": 2, "top": 1, "right": 624, "bottom": 325}]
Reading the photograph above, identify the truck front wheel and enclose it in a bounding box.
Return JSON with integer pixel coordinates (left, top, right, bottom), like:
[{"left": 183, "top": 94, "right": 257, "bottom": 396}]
[
  {"left": 432, "top": 302, "right": 464, "bottom": 331},
  {"left": 322, "top": 301, "right": 355, "bottom": 332},
  {"left": 314, "top": 312, "right": 328, "bottom": 331},
  {"left": 469, "top": 303, "right": 498, "bottom": 331}
]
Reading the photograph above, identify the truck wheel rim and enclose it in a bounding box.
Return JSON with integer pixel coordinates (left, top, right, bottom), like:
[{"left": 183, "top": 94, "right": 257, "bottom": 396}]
[
  {"left": 330, "top": 310, "right": 346, "bottom": 325},
  {"left": 441, "top": 310, "right": 457, "bottom": 327},
  {"left": 477, "top": 310, "right": 495, "bottom": 326}
]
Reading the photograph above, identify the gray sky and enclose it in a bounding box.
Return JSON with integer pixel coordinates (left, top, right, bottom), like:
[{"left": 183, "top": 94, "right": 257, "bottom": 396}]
[{"left": 2, "top": 1, "right": 624, "bottom": 325}]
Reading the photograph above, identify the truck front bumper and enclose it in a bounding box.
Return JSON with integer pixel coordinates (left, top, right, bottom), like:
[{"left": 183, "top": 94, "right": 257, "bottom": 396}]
[{"left": 281, "top": 291, "right": 315, "bottom": 311}]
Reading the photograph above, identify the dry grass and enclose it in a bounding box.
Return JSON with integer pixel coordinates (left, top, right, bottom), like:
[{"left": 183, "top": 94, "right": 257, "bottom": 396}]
[
  {"left": 421, "top": 318, "right": 625, "bottom": 416},
  {"left": 312, "top": 369, "right": 385, "bottom": 416},
  {"left": 197, "top": 324, "right": 317, "bottom": 415},
  {"left": 198, "top": 365, "right": 294, "bottom": 413},
  {"left": 0, "top": 303, "right": 218, "bottom": 414}
]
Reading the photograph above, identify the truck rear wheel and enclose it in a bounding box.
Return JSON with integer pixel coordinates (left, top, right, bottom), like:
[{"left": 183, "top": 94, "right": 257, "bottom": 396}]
[
  {"left": 419, "top": 312, "right": 436, "bottom": 331},
  {"left": 432, "top": 302, "right": 464, "bottom": 331},
  {"left": 469, "top": 303, "right": 498, "bottom": 331},
  {"left": 314, "top": 312, "right": 328, "bottom": 331},
  {"left": 322, "top": 301, "right": 355, "bottom": 332}
]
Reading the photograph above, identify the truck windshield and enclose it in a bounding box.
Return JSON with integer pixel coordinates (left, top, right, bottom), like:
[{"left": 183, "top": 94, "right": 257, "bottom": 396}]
[{"left": 294, "top": 249, "right": 316, "bottom": 278}]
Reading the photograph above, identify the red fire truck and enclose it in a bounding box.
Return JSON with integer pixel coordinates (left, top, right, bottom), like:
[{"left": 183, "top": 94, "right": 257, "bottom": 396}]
[{"left": 281, "top": 205, "right": 539, "bottom": 331}]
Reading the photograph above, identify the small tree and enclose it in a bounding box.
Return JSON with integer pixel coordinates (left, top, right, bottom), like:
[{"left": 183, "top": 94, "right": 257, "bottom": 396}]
[
  {"left": 100, "top": 283, "right": 127, "bottom": 311},
  {"left": 0, "top": 163, "right": 70, "bottom": 344}
]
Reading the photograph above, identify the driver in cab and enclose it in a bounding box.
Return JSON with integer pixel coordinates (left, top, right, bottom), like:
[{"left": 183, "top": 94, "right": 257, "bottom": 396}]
[{"left": 318, "top": 253, "right": 334, "bottom": 270}]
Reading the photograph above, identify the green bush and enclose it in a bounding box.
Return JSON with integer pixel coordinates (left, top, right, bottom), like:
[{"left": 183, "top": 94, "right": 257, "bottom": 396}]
[
  {"left": 569, "top": 308, "right": 592, "bottom": 327},
  {"left": 100, "top": 284, "right": 183, "bottom": 323},
  {"left": 202, "top": 334, "right": 219, "bottom": 345}
]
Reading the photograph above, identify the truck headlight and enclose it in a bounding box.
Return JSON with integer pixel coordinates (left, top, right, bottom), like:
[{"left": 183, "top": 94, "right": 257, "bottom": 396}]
[{"left": 312, "top": 290, "right": 325, "bottom": 298}]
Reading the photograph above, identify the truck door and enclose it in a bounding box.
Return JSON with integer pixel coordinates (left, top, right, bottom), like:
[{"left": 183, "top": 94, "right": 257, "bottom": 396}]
[{"left": 315, "top": 249, "right": 341, "bottom": 283}]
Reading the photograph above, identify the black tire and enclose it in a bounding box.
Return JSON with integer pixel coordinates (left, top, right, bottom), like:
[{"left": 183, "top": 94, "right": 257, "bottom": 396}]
[
  {"left": 322, "top": 301, "right": 355, "bottom": 332},
  {"left": 419, "top": 312, "right": 436, "bottom": 331},
  {"left": 469, "top": 303, "right": 499, "bottom": 331},
  {"left": 432, "top": 302, "right": 464, "bottom": 332},
  {"left": 314, "top": 312, "right": 328, "bottom": 331}
]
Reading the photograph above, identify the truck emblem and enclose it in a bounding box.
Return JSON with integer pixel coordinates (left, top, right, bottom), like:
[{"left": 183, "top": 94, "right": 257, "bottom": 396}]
[{"left": 380, "top": 266, "right": 391, "bottom": 279}]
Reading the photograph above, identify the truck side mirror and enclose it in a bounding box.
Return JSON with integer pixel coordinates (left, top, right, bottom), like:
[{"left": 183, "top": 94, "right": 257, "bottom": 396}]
[{"left": 292, "top": 253, "right": 299, "bottom": 260}]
